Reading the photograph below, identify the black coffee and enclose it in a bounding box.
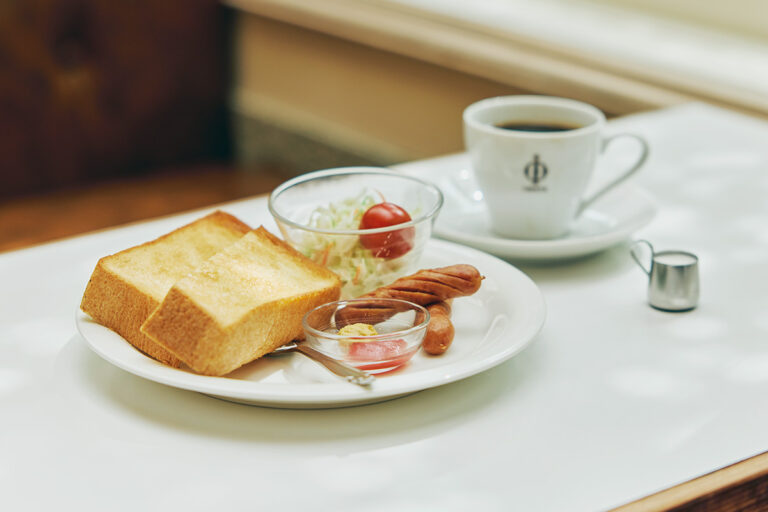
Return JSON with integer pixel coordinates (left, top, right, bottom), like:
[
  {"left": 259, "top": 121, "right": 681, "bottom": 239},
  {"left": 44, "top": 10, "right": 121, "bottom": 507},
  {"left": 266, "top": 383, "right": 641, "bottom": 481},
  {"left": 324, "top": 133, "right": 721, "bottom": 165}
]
[{"left": 495, "top": 121, "right": 580, "bottom": 132}]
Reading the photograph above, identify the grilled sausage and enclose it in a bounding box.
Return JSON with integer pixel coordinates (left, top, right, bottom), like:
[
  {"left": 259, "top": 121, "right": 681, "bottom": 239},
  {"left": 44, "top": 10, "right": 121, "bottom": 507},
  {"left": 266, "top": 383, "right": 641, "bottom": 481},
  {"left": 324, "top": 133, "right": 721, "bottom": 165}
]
[
  {"left": 421, "top": 300, "right": 454, "bottom": 355},
  {"left": 336, "top": 264, "right": 483, "bottom": 326},
  {"left": 366, "top": 264, "right": 483, "bottom": 304}
]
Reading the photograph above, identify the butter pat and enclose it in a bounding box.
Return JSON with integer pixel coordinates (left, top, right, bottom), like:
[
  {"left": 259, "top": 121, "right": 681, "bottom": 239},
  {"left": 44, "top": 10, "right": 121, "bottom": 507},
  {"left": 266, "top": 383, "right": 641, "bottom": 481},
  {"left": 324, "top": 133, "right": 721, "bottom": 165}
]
[{"left": 338, "top": 323, "right": 378, "bottom": 337}]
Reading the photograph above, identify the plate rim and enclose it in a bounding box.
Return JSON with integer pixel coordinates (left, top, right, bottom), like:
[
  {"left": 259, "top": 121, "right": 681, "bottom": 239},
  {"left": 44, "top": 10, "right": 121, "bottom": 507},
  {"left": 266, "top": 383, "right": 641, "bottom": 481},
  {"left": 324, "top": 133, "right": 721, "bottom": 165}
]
[{"left": 76, "top": 239, "right": 546, "bottom": 407}]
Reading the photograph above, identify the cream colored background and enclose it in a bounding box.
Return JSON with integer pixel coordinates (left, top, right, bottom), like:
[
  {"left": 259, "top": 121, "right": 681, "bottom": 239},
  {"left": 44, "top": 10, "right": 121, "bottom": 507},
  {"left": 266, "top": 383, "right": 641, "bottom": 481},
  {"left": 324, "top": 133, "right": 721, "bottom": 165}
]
[{"left": 227, "top": 0, "right": 768, "bottom": 167}]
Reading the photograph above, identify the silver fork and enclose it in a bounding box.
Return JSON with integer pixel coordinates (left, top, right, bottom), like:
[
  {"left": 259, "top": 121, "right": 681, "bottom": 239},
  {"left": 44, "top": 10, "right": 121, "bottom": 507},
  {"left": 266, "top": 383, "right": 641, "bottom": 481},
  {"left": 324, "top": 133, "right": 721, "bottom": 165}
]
[{"left": 269, "top": 342, "right": 375, "bottom": 387}]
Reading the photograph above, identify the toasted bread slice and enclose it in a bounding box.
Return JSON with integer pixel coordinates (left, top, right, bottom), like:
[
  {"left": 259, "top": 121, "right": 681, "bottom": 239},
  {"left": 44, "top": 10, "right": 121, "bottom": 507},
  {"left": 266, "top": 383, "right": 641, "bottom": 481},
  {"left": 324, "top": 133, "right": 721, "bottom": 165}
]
[
  {"left": 140, "top": 226, "right": 342, "bottom": 376},
  {"left": 80, "top": 211, "right": 252, "bottom": 366}
]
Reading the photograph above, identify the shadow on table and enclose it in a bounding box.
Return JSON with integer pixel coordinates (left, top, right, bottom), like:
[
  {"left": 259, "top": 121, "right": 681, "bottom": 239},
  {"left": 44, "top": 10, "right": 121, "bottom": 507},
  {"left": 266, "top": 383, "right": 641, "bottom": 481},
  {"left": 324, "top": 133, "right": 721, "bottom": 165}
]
[
  {"left": 63, "top": 335, "right": 544, "bottom": 453},
  {"left": 515, "top": 243, "right": 635, "bottom": 284}
]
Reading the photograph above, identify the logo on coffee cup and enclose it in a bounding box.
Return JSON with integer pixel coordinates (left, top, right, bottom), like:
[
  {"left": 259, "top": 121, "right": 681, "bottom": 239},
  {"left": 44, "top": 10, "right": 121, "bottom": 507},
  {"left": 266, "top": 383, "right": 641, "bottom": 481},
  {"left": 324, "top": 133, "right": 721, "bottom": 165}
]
[{"left": 524, "top": 154, "right": 548, "bottom": 191}]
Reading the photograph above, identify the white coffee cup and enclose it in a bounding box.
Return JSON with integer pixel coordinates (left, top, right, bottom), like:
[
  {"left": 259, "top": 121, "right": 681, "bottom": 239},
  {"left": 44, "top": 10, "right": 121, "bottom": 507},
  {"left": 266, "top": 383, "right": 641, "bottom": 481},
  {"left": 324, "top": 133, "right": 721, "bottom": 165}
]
[{"left": 463, "top": 95, "right": 649, "bottom": 239}]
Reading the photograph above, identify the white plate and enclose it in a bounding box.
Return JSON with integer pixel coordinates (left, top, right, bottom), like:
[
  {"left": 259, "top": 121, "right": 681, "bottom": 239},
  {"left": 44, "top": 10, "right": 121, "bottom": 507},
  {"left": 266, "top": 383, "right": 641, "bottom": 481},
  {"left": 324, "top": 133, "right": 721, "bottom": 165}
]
[
  {"left": 76, "top": 239, "right": 545, "bottom": 409},
  {"left": 401, "top": 165, "right": 657, "bottom": 261}
]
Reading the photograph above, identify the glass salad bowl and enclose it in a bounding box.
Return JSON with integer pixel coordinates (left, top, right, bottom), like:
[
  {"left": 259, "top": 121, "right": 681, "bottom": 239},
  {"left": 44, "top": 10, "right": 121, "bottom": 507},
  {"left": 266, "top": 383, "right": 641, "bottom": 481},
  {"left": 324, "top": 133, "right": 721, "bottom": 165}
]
[
  {"left": 268, "top": 167, "right": 443, "bottom": 298},
  {"left": 303, "top": 298, "right": 430, "bottom": 375}
]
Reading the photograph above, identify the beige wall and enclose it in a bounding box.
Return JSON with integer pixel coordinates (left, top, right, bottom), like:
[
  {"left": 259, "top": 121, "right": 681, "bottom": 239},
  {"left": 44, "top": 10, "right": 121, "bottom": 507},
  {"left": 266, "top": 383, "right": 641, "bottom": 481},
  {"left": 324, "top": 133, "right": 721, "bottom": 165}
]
[
  {"left": 232, "top": 14, "right": 530, "bottom": 164},
  {"left": 234, "top": 3, "right": 765, "bottom": 167},
  {"left": 588, "top": 0, "right": 768, "bottom": 42}
]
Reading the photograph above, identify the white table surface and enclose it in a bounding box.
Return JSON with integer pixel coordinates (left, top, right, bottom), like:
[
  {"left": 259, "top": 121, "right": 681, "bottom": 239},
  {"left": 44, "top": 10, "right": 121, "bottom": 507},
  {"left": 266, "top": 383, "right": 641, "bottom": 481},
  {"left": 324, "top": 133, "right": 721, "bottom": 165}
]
[{"left": 2, "top": 103, "right": 767, "bottom": 511}]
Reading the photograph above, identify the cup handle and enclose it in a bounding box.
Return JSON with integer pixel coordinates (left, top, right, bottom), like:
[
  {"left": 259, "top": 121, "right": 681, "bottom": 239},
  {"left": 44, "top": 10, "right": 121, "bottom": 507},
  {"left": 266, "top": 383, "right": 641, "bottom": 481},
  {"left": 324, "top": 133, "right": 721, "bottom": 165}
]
[
  {"left": 630, "top": 239, "right": 654, "bottom": 276},
  {"left": 577, "top": 133, "right": 650, "bottom": 216}
]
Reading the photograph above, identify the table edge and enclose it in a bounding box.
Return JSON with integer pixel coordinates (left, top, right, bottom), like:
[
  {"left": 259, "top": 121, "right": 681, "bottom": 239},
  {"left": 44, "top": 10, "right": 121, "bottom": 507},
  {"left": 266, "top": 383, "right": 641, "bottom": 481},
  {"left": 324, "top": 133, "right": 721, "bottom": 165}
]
[{"left": 611, "top": 450, "right": 768, "bottom": 511}]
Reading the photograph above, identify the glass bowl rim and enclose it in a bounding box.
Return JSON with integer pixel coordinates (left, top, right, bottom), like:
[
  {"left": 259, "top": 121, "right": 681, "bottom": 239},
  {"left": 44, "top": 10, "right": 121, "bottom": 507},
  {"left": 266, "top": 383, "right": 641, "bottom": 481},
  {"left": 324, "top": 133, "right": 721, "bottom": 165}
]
[
  {"left": 268, "top": 167, "right": 444, "bottom": 235},
  {"left": 302, "top": 298, "right": 430, "bottom": 342}
]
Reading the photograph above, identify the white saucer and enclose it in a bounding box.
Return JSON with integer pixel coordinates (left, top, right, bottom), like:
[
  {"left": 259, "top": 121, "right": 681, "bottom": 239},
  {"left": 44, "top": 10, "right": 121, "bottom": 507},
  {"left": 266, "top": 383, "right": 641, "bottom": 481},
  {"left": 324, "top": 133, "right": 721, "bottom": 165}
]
[
  {"left": 401, "top": 165, "right": 656, "bottom": 261},
  {"left": 76, "top": 239, "right": 545, "bottom": 409}
]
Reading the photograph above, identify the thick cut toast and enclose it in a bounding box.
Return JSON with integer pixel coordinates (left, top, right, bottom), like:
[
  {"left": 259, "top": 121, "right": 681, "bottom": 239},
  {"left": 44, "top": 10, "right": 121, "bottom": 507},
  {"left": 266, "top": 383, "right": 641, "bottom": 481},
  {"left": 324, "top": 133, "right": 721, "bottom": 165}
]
[
  {"left": 80, "top": 211, "right": 252, "bottom": 366},
  {"left": 140, "top": 226, "right": 342, "bottom": 376}
]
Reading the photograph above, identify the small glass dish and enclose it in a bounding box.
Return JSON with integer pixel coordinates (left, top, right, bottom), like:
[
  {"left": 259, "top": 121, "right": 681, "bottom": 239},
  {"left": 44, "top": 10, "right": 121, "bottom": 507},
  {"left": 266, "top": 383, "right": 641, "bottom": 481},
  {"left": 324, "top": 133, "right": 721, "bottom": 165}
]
[
  {"left": 268, "top": 167, "right": 443, "bottom": 298},
  {"left": 302, "top": 298, "right": 429, "bottom": 375}
]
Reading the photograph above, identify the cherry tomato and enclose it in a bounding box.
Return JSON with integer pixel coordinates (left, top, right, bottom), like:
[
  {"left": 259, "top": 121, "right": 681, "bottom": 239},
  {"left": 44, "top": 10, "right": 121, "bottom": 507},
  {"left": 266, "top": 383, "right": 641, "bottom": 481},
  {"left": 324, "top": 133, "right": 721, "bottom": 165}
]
[{"left": 358, "top": 202, "right": 415, "bottom": 259}]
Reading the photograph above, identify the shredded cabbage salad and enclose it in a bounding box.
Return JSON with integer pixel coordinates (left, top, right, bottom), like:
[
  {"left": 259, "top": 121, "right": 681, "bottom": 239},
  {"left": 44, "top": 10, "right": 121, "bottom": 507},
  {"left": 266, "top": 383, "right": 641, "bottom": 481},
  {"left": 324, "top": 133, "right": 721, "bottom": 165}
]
[{"left": 297, "top": 189, "right": 415, "bottom": 298}]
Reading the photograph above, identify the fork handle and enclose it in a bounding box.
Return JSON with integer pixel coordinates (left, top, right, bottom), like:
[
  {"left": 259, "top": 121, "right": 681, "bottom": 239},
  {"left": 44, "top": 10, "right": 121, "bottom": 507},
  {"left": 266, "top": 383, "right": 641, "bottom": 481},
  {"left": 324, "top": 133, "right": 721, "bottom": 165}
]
[{"left": 295, "top": 344, "right": 375, "bottom": 386}]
